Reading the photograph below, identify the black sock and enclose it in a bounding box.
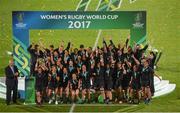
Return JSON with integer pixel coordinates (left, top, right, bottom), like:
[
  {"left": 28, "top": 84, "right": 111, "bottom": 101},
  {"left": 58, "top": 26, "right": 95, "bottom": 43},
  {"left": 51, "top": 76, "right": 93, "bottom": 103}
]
[{"left": 55, "top": 95, "right": 57, "bottom": 101}]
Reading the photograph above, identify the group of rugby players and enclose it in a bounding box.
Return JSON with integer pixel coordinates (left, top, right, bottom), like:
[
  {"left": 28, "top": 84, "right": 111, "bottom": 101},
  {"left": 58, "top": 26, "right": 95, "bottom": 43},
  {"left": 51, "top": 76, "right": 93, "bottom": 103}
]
[{"left": 27, "top": 36, "right": 159, "bottom": 106}]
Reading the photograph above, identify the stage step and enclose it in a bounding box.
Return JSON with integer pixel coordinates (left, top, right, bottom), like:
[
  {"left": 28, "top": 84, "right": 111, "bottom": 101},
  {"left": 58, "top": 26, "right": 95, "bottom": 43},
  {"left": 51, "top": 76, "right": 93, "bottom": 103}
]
[
  {"left": 155, "top": 80, "right": 169, "bottom": 92},
  {"left": 154, "top": 76, "right": 161, "bottom": 86},
  {"left": 0, "top": 87, "right": 6, "bottom": 94},
  {"left": 0, "top": 83, "right": 6, "bottom": 94},
  {"left": 153, "top": 84, "right": 176, "bottom": 98},
  {"left": 0, "top": 82, "right": 6, "bottom": 88},
  {"left": 0, "top": 93, "right": 6, "bottom": 99}
]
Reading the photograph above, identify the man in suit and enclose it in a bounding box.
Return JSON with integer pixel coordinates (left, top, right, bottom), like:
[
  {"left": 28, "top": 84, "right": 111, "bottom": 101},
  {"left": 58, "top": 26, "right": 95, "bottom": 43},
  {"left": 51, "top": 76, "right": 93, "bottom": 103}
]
[{"left": 5, "top": 59, "right": 19, "bottom": 105}]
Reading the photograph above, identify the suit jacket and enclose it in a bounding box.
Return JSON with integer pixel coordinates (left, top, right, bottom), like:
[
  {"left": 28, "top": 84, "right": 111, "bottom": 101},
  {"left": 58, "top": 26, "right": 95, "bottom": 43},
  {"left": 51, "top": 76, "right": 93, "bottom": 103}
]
[{"left": 5, "top": 65, "right": 19, "bottom": 88}]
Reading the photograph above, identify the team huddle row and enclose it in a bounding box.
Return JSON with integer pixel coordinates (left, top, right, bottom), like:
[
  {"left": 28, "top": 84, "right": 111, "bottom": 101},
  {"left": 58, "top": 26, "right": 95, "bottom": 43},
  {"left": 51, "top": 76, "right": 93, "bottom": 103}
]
[{"left": 28, "top": 36, "right": 158, "bottom": 105}]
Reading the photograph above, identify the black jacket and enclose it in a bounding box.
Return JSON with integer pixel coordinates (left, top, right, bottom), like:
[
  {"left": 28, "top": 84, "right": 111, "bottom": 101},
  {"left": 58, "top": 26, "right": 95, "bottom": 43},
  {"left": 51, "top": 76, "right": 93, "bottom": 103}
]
[
  {"left": 5, "top": 65, "right": 19, "bottom": 88},
  {"left": 27, "top": 45, "right": 38, "bottom": 64}
]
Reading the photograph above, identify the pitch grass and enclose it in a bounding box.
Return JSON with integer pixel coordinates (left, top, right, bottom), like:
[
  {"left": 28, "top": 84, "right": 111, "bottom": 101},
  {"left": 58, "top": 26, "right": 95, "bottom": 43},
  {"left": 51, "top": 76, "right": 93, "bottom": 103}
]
[
  {"left": 0, "top": 0, "right": 180, "bottom": 112},
  {"left": 0, "top": 98, "right": 131, "bottom": 112}
]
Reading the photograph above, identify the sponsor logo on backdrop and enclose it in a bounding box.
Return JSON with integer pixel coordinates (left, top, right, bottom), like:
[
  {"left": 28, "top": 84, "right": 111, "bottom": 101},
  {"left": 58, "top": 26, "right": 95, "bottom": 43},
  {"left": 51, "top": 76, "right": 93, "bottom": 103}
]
[
  {"left": 133, "top": 13, "right": 144, "bottom": 28},
  {"left": 15, "top": 13, "right": 27, "bottom": 28}
]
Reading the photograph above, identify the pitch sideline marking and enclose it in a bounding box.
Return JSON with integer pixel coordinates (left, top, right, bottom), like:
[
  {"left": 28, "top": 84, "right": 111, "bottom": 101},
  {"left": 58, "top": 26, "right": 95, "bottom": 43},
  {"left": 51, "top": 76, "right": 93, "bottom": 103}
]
[
  {"left": 113, "top": 105, "right": 137, "bottom": 113},
  {"left": 69, "top": 103, "right": 76, "bottom": 113}
]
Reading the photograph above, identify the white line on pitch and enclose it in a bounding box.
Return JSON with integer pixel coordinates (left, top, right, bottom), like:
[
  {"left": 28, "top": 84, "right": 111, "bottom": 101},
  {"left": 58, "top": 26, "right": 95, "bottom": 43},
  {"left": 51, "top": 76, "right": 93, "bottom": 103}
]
[
  {"left": 92, "top": 30, "right": 102, "bottom": 51},
  {"left": 76, "top": 0, "right": 83, "bottom": 11},
  {"left": 18, "top": 103, "right": 138, "bottom": 107},
  {"left": 84, "top": 0, "right": 92, "bottom": 11},
  {"left": 95, "top": 0, "right": 102, "bottom": 11},
  {"left": 69, "top": 103, "right": 76, "bottom": 113}
]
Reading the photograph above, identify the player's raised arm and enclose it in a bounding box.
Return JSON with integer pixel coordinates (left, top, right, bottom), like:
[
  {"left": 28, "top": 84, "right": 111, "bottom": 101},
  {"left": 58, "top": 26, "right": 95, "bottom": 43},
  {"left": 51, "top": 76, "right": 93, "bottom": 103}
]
[
  {"left": 125, "top": 35, "right": 130, "bottom": 48},
  {"left": 132, "top": 54, "right": 140, "bottom": 65},
  {"left": 109, "top": 36, "right": 116, "bottom": 50},
  {"left": 65, "top": 40, "right": 71, "bottom": 50},
  {"left": 103, "top": 37, "right": 108, "bottom": 53}
]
